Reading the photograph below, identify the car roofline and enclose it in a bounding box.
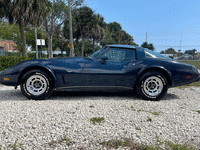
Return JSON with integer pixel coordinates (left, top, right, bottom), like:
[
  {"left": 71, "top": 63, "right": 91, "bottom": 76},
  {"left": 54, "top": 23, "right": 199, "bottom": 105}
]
[{"left": 106, "top": 44, "right": 137, "bottom": 49}]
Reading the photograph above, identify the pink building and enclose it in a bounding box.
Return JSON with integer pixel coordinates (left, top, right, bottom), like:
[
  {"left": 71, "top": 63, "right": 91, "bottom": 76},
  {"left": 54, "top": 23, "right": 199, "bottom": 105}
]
[{"left": 0, "top": 40, "right": 18, "bottom": 56}]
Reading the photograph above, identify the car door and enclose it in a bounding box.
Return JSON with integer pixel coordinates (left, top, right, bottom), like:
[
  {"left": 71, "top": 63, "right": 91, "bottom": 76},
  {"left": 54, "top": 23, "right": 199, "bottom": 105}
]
[{"left": 82, "top": 47, "right": 140, "bottom": 88}]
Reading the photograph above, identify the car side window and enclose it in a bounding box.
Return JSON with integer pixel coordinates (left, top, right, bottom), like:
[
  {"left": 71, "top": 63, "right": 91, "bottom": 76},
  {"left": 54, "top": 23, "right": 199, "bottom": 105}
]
[{"left": 97, "top": 48, "right": 136, "bottom": 62}]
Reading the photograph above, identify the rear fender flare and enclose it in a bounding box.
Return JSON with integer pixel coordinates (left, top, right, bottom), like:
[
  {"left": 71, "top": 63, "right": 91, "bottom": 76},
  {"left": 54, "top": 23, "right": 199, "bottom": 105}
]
[{"left": 134, "top": 66, "right": 173, "bottom": 88}]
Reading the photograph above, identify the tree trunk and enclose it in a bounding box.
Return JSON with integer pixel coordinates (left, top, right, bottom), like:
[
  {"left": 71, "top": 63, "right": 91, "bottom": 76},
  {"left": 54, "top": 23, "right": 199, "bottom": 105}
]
[
  {"left": 93, "top": 38, "right": 95, "bottom": 53},
  {"left": 19, "top": 15, "right": 27, "bottom": 57},
  {"left": 81, "top": 34, "right": 84, "bottom": 57},
  {"left": 76, "top": 38, "right": 79, "bottom": 56},
  {"left": 61, "top": 46, "right": 63, "bottom": 57},
  {"left": 48, "top": 34, "right": 53, "bottom": 59}
]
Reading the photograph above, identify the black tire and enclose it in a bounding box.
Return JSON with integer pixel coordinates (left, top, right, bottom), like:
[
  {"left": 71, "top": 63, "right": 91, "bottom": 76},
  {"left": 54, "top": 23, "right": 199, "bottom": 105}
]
[
  {"left": 20, "top": 70, "right": 54, "bottom": 100},
  {"left": 136, "top": 71, "right": 168, "bottom": 101}
]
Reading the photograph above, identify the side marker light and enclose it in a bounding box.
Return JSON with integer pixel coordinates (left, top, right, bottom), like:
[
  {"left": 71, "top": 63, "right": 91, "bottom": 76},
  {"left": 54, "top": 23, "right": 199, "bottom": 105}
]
[
  {"left": 186, "top": 76, "right": 191, "bottom": 79},
  {"left": 3, "top": 77, "right": 9, "bottom": 81}
]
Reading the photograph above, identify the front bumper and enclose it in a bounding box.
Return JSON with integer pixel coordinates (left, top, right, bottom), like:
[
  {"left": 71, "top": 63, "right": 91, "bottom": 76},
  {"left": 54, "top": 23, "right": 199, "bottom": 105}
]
[{"left": 0, "top": 74, "right": 18, "bottom": 86}]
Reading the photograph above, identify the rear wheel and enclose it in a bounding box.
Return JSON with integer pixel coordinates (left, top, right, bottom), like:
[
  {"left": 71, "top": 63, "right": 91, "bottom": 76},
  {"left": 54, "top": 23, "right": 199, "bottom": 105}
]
[
  {"left": 20, "top": 70, "right": 54, "bottom": 100},
  {"left": 136, "top": 71, "right": 168, "bottom": 100}
]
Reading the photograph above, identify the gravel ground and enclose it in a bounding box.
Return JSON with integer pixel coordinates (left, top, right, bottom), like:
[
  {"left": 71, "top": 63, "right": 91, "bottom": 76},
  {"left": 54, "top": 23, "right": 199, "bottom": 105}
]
[{"left": 0, "top": 85, "right": 200, "bottom": 149}]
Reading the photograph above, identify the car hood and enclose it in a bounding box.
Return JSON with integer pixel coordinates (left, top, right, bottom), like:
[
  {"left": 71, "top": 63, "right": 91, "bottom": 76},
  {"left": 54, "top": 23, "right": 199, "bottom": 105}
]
[{"left": 0, "top": 57, "right": 89, "bottom": 76}]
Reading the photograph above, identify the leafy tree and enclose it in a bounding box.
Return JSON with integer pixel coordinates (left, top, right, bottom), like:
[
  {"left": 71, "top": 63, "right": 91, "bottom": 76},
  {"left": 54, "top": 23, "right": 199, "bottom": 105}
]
[
  {"left": 165, "top": 48, "right": 177, "bottom": 54},
  {"left": 89, "top": 14, "right": 106, "bottom": 53},
  {"left": 141, "top": 42, "right": 155, "bottom": 51},
  {"left": 25, "top": 26, "right": 48, "bottom": 52},
  {"left": 191, "top": 49, "right": 197, "bottom": 58},
  {"left": 160, "top": 50, "right": 165, "bottom": 54},
  {"left": 0, "top": 22, "right": 21, "bottom": 45},
  {"left": 0, "top": 22, "right": 46, "bottom": 52},
  {"left": 54, "top": 27, "right": 69, "bottom": 57},
  {"left": 43, "top": 0, "right": 68, "bottom": 58},
  {"left": 185, "top": 49, "right": 197, "bottom": 58},
  {"left": 108, "top": 22, "right": 122, "bottom": 44},
  {"left": 74, "top": 6, "right": 96, "bottom": 56},
  {"left": 101, "top": 22, "right": 137, "bottom": 46},
  {"left": 119, "top": 30, "right": 136, "bottom": 45},
  {"left": 0, "top": 0, "right": 48, "bottom": 57}
]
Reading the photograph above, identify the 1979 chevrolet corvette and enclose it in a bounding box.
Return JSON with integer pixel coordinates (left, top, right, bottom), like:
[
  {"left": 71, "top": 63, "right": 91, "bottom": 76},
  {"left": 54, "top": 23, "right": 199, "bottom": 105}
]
[{"left": 0, "top": 45, "right": 199, "bottom": 100}]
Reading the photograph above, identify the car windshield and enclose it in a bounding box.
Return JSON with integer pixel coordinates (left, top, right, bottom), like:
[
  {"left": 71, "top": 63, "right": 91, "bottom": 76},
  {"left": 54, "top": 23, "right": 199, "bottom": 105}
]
[
  {"left": 145, "top": 48, "right": 171, "bottom": 59},
  {"left": 88, "top": 47, "right": 106, "bottom": 60}
]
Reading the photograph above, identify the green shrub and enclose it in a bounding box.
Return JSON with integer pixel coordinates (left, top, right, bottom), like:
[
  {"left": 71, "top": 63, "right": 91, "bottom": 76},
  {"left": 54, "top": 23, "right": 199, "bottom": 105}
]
[{"left": 0, "top": 56, "right": 30, "bottom": 71}]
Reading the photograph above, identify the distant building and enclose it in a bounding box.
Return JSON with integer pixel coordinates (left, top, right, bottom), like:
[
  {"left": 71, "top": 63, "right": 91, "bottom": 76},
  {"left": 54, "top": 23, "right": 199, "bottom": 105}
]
[
  {"left": 194, "top": 52, "right": 200, "bottom": 59},
  {"left": 179, "top": 54, "right": 193, "bottom": 60},
  {"left": 161, "top": 54, "right": 174, "bottom": 57},
  {"left": 0, "top": 40, "right": 18, "bottom": 56}
]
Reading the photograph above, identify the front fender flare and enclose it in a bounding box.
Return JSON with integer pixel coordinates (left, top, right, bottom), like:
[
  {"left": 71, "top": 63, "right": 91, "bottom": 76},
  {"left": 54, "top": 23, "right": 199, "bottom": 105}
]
[{"left": 17, "top": 65, "right": 58, "bottom": 88}]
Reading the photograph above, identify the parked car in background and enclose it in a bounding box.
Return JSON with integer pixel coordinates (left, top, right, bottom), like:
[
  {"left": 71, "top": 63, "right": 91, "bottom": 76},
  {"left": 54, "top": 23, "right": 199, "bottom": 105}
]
[{"left": 0, "top": 45, "right": 199, "bottom": 100}]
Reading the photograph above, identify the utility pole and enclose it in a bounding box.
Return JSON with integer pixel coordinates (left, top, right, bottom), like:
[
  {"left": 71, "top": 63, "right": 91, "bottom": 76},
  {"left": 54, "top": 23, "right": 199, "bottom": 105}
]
[
  {"left": 146, "top": 32, "right": 147, "bottom": 43},
  {"left": 35, "top": 28, "right": 38, "bottom": 59},
  {"left": 180, "top": 28, "right": 183, "bottom": 53},
  {"left": 68, "top": 0, "right": 74, "bottom": 57}
]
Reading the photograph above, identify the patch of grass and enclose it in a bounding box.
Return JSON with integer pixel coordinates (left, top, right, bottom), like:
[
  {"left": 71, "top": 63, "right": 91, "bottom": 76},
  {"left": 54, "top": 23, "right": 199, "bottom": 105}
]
[
  {"left": 178, "top": 81, "right": 200, "bottom": 88},
  {"left": 147, "top": 117, "right": 152, "bottom": 122},
  {"left": 79, "top": 147, "right": 86, "bottom": 150},
  {"left": 137, "top": 109, "right": 144, "bottom": 112},
  {"left": 135, "top": 109, "right": 160, "bottom": 115},
  {"left": 10, "top": 139, "right": 23, "bottom": 150},
  {"left": 197, "top": 110, "right": 200, "bottom": 113},
  {"left": 188, "top": 81, "right": 200, "bottom": 87},
  {"left": 166, "top": 141, "right": 194, "bottom": 150},
  {"left": 48, "top": 140, "right": 55, "bottom": 147},
  {"left": 151, "top": 112, "right": 160, "bottom": 115},
  {"left": 89, "top": 105, "right": 94, "bottom": 108},
  {"left": 135, "top": 127, "right": 141, "bottom": 131},
  {"left": 48, "top": 134, "right": 72, "bottom": 147},
  {"left": 90, "top": 117, "right": 104, "bottom": 124},
  {"left": 178, "top": 86, "right": 187, "bottom": 90},
  {"left": 100, "top": 138, "right": 132, "bottom": 149},
  {"left": 101, "top": 136, "right": 196, "bottom": 150},
  {"left": 156, "top": 134, "right": 164, "bottom": 146},
  {"left": 179, "top": 60, "right": 200, "bottom": 69},
  {"left": 58, "top": 135, "right": 70, "bottom": 143}
]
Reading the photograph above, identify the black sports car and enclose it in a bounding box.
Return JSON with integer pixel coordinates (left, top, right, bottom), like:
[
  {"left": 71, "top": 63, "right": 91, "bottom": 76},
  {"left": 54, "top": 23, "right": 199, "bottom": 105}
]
[{"left": 0, "top": 45, "right": 199, "bottom": 100}]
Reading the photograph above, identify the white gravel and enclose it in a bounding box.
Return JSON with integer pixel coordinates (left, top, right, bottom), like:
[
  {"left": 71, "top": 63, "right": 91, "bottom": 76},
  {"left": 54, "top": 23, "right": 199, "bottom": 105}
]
[{"left": 0, "top": 85, "right": 200, "bottom": 149}]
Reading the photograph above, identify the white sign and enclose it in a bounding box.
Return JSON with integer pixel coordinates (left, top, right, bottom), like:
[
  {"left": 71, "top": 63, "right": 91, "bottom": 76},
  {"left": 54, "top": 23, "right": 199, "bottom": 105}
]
[{"left": 37, "top": 39, "right": 45, "bottom": 46}]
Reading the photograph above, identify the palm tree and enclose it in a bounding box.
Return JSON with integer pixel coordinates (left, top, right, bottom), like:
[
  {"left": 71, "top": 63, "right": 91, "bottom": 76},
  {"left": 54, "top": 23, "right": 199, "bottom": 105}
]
[
  {"left": 0, "top": 0, "right": 48, "bottom": 57},
  {"left": 90, "top": 14, "right": 106, "bottom": 52},
  {"left": 75, "top": 6, "right": 96, "bottom": 57}
]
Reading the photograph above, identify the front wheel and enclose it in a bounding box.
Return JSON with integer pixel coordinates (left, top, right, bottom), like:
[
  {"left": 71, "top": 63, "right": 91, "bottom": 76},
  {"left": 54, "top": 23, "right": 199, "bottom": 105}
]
[
  {"left": 20, "top": 70, "right": 54, "bottom": 100},
  {"left": 136, "top": 71, "right": 168, "bottom": 100}
]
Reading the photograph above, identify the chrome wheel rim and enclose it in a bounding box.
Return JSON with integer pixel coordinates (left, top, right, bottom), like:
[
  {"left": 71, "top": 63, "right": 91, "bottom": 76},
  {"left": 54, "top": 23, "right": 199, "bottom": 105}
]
[
  {"left": 26, "top": 75, "right": 47, "bottom": 96},
  {"left": 143, "top": 76, "right": 163, "bottom": 96}
]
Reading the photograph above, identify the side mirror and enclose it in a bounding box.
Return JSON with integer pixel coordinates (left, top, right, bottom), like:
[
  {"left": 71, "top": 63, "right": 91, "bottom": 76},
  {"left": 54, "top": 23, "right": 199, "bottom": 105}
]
[{"left": 100, "top": 56, "right": 108, "bottom": 64}]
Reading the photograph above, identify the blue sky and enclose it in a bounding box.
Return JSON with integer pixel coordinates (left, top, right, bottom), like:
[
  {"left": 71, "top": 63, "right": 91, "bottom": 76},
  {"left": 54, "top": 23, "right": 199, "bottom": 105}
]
[{"left": 84, "top": 0, "right": 200, "bottom": 53}]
